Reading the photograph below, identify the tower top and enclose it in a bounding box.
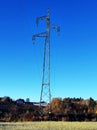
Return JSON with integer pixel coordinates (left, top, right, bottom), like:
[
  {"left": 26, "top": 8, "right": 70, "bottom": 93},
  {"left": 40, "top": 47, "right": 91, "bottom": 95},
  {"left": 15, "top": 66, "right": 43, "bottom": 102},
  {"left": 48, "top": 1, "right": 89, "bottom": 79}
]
[{"left": 47, "top": 8, "right": 50, "bottom": 16}]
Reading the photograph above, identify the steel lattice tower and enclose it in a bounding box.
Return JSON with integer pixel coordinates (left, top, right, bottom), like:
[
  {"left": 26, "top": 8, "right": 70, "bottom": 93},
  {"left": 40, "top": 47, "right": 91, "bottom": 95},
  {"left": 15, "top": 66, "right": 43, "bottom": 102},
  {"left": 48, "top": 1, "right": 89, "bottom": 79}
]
[{"left": 32, "top": 9, "right": 60, "bottom": 110}]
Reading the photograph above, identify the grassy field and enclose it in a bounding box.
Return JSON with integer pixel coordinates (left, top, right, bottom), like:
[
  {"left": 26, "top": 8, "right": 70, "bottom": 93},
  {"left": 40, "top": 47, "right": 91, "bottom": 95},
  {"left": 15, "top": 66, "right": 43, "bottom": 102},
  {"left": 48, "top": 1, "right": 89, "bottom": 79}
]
[{"left": 0, "top": 122, "right": 97, "bottom": 130}]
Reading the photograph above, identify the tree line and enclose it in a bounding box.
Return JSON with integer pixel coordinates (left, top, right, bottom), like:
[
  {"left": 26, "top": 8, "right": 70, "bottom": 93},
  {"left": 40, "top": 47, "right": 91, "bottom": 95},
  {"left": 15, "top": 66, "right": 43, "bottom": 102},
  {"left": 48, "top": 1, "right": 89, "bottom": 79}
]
[
  {"left": 0, "top": 96, "right": 97, "bottom": 121},
  {"left": 46, "top": 97, "right": 97, "bottom": 121}
]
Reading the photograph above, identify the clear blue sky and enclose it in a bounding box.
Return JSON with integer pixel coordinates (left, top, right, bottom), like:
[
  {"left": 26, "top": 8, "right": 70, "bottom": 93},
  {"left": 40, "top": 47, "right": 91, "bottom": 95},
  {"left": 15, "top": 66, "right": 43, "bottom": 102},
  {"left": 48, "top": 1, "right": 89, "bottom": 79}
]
[{"left": 0, "top": 0, "right": 97, "bottom": 101}]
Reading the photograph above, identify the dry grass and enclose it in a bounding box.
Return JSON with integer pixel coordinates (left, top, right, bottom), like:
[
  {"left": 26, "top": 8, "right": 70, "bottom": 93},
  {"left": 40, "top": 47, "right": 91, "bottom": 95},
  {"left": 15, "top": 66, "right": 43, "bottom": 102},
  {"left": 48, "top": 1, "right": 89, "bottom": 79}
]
[{"left": 0, "top": 122, "right": 97, "bottom": 130}]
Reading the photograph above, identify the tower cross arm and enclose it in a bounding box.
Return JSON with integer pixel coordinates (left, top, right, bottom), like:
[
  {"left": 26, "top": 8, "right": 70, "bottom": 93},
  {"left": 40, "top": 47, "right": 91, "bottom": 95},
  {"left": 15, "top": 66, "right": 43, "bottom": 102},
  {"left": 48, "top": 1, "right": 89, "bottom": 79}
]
[
  {"left": 32, "top": 32, "right": 47, "bottom": 43},
  {"left": 51, "top": 25, "right": 60, "bottom": 34},
  {"left": 36, "top": 16, "right": 49, "bottom": 26}
]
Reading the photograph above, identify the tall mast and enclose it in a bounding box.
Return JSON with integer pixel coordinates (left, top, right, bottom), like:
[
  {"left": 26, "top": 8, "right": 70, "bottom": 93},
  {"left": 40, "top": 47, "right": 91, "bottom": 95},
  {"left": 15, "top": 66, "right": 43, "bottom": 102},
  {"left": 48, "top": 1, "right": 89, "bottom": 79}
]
[{"left": 32, "top": 9, "right": 60, "bottom": 113}]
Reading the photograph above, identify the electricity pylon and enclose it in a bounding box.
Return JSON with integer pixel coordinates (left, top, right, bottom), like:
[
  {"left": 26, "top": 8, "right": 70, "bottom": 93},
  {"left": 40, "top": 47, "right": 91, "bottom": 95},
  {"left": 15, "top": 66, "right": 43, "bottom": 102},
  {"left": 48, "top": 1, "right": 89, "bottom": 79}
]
[{"left": 32, "top": 9, "right": 60, "bottom": 113}]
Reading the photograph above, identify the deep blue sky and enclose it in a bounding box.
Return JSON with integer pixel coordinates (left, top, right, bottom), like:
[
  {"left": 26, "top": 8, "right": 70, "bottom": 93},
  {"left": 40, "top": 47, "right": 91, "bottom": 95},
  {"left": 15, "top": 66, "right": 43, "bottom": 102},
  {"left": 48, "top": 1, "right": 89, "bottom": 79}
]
[{"left": 0, "top": 0, "right": 97, "bottom": 101}]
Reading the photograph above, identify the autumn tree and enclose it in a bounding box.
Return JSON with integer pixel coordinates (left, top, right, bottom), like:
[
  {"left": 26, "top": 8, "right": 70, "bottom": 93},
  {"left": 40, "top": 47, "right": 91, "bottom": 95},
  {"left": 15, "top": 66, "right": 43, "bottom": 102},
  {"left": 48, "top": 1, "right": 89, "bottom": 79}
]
[
  {"left": 88, "top": 97, "right": 96, "bottom": 113},
  {"left": 50, "top": 98, "right": 63, "bottom": 115}
]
